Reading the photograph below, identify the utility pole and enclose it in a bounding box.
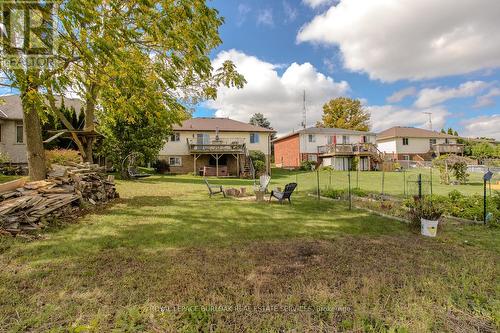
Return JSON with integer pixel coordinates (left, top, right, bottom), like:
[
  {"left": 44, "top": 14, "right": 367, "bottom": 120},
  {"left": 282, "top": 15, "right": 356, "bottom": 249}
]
[
  {"left": 423, "top": 112, "right": 433, "bottom": 131},
  {"left": 301, "top": 90, "right": 307, "bottom": 129}
]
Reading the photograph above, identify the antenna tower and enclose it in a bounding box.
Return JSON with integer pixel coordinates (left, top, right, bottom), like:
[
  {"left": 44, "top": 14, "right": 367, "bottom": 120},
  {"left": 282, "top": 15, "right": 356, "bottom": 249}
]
[{"left": 423, "top": 112, "right": 432, "bottom": 130}]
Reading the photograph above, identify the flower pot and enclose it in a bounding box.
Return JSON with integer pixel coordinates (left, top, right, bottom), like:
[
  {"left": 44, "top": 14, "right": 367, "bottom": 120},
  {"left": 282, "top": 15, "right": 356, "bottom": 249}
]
[{"left": 421, "top": 218, "right": 439, "bottom": 237}]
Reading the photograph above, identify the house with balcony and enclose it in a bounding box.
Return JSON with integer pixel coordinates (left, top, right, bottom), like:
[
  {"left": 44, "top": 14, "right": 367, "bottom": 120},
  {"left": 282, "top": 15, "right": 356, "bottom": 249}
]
[
  {"left": 376, "top": 126, "right": 464, "bottom": 163},
  {"left": 158, "top": 118, "right": 274, "bottom": 177},
  {"left": 273, "top": 127, "right": 381, "bottom": 171}
]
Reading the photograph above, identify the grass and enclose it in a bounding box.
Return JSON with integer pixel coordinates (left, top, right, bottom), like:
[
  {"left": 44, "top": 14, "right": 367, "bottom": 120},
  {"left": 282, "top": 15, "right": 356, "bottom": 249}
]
[
  {"left": 0, "top": 173, "right": 499, "bottom": 332},
  {"left": 274, "top": 167, "right": 496, "bottom": 197},
  {"left": 0, "top": 174, "right": 21, "bottom": 184}
]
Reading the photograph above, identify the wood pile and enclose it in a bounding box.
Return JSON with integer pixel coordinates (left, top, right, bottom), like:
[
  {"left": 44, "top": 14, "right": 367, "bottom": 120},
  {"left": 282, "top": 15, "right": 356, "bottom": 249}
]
[{"left": 0, "top": 163, "right": 118, "bottom": 235}]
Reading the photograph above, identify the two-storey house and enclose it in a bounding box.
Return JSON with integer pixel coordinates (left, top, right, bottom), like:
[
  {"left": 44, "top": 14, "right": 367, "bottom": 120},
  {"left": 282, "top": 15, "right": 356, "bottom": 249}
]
[
  {"left": 376, "top": 126, "right": 464, "bottom": 162},
  {"left": 159, "top": 118, "right": 274, "bottom": 177},
  {"left": 273, "top": 127, "right": 381, "bottom": 171}
]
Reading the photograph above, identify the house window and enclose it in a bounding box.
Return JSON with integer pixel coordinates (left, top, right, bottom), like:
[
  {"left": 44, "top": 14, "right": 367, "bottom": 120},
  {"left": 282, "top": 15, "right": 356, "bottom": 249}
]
[
  {"left": 170, "top": 133, "right": 180, "bottom": 142},
  {"left": 445, "top": 138, "right": 449, "bottom": 144},
  {"left": 403, "top": 155, "right": 410, "bottom": 161},
  {"left": 308, "top": 154, "right": 318, "bottom": 162},
  {"left": 402, "top": 137, "right": 409, "bottom": 146},
  {"left": 250, "top": 133, "right": 260, "bottom": 144},
  {"left": 169, "top": 156, "right": 182, "bottom": 166},
  {"left": 361, "top": 135, "right": 367, "bottom": 143},
  {"left": 308, "top": 134, "right": 315, "bottom": 143},
  {"left": 16, "top": 121, "right": 23, "bottom": 144},
  {"left": 430, "top": 138, "right": 437, "bottom": 145},
  {"left": 327, "top": 136, "right": 335, "bottom": 145},
  {"left": 196, "top": 133, "right": 210, "bottom": 145},
  {"left": 342, "top": 135, "right": 349, "bottom": 144}
]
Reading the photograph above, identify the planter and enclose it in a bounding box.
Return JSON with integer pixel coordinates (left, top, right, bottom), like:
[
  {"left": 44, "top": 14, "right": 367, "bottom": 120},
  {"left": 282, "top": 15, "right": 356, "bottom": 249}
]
[
  {"left": 421, "top": 218, "right": 439, "bottom": 237},
  {"left": 255, "top": 190, "right": 265, "bottom": 202}
]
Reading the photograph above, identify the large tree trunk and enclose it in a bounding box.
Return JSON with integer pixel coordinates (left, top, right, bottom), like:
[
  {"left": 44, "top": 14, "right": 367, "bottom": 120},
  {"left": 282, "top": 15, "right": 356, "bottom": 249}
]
[
  {"left": 82, "top": 82, "right": 98, "bottom": 163},
  {"left": 22, "top": 97, "right": 47, "bottom": 180}
]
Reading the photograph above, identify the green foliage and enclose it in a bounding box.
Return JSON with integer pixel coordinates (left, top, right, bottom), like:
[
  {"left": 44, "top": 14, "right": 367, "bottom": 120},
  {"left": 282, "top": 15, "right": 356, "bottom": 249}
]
[
  {"left": 433, "top": 155, "right": 471, "bottom": 184},
  {"left": 405, "top": 197, "right": 445, "bottom": 230},
  {"left": 318, "top": 97, "right": 370, "bottom": 131},
  {"left": 322, "top": 188, "right": 346, "bottom": 199},
  {"left": 300, "top": 160, "right": 315, "bottom": 171},
  {"left": 253, "top": 160, "right": 266, "bottom": 173},
  {"left": 45, "top": 149, "right": 81, "bottom": 167},
  {"left": 471, "top": 141, "right": 498, "bottom": 160},
  {"left": 249, "top": 150, "right": 266, "bottom": 163},
  {"left": 452, "top": 162, "right": 469, "bottom": 184},
  {"left": 0, "top": 152, "right": 10, "bottom": 164},
  {"left": 42, "top": 106, "right": 84, "bottom": 150},
  {"left": 249, "top": 113, "right": 276, "bottom": 140}
]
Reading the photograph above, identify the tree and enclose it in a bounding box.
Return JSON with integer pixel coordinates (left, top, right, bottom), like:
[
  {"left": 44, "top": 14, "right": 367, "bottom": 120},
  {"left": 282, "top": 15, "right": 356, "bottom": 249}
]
[
  {"left": 1, "top": 0, "right": 245, "bottom": 179},
  {"left": 249, "top": 113, "right": 276, "bottom": 140},
  {"left": 471, "top": 142, "right": 497, "bottom": 160},
  {"left": 318, "top": 97, "right": 370, "bottom": 131}
]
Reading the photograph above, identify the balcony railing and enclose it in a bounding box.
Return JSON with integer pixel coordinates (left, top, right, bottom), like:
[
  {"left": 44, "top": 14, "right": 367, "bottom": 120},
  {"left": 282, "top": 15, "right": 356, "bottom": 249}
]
[
  {"left": 432, "top": 143, "right": 465, "bottom": 154},
  {"left": 187, "top": 138, "right": 246, "bottom": 153},
  {"left": 318, "top": 143, "right": 379, "bottom": 155}
]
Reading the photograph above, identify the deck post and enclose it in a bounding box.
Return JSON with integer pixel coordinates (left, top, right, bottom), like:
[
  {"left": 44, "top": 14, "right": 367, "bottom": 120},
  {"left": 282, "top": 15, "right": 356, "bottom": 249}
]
[
  {"left": 194, "top": 154, "right": 197, "bottom": 175},
  {"left": 236, "top": 154, "right": 239, "bottom": 177},
  {"left": 216, "top": 154, "right": 219, "bottom": 177}
]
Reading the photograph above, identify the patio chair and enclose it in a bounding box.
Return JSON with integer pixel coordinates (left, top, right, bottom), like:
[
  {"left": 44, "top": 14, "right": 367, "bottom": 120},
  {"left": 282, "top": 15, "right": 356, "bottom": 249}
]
[
  {"left": 204, "top": 178, "right": 226, "bottom": 197},
  {"left": 269, "top": 182, "right": 297, "bottom": 204},
  {"left": 254, "top": 174, "right": 271, "bottom": 193}
]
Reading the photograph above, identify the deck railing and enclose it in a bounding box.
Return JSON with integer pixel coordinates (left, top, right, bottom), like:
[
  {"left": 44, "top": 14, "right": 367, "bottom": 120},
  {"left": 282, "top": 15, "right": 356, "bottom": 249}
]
[
  {"left": 432, "top": 143, "right": 465, "bottom": 154},
  {"left": 318, "top": 143, "right": 379, "bottom": 155},
  {"left": 187, "top": 138, "right": 246, "bottom": 153}
]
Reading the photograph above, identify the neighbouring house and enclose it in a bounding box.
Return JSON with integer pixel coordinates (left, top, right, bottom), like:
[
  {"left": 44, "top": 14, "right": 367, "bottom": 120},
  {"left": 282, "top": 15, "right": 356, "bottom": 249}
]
[
  {"left": 273, "top": 127, "right": 381, "bottom": 171},
  {"left": 0, "top": 95, "right": 82, "bottom": 164},
  {"left": 158, "top": 117, "right": 274, "bottom": 177},
  {"left": 376, "top": 126, "right": 464, "bottom": 163}
]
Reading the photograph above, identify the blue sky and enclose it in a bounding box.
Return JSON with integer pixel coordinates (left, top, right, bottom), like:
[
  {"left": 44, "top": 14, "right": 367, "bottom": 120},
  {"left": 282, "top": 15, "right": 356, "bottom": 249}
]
[{"left": 197, "top": 0, "right": 500, "bottom": 138}]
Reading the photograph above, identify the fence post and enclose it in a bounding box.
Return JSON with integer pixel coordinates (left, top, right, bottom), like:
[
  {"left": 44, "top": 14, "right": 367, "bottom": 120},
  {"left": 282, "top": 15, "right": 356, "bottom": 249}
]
[
  {"left": 356, "top": 168, "right": 359, "bottom": 189},
  {"left": 329, "top": 169, "right": 332, "bottom": 189},
  {"left": 316, "top": 169, "right": 320, "bottom": 200},
  {"left": 348, "top": 169, "right": 352, "bottom": 210},
  {"left": 381, "top": 169, "right": 385, "bottom": 196},
  {"left": 418, "top": 173, "right": 422, "bottom": 199},
  {"left": 403, "top": 169, "right": 406, "bottom": 198},
  {"left": 430, "top": 167, "right": 433, "bottom": 197},
  {"left": 295, "top": 173, "right": 298, "bottom": 193}
]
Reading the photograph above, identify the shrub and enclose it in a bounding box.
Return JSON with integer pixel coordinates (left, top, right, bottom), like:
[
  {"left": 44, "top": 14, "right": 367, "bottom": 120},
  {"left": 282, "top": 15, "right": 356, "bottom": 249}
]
[
  {"left": 351, "top": 187, "right": 369, "bottom": 197},
  {"left": 253, "top": 160, "right": 266, "bottom": 173},
  {"left": 153, "top": 159, "right": 170, "bottom": 174},
  {"left": 0, "top": 152, "right": 10, "bottom": 164},
  {"left": 45, "top": 149, "right": 81, "bottom": 167},
  {"left": 249, "top": 150, "right": 265, "bottom": 163},
  {"left": 300, "top": 160, "right": 315, "bottom": 171}
]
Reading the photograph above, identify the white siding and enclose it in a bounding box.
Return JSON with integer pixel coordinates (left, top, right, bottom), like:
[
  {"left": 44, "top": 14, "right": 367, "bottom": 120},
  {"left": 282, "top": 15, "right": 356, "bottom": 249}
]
[
  {"left": 377, "top": 137, "right": 457, "bottom": 154},
  {"left": 0, "top": 120, "right": 28, "bottom": 163},
  {"left": 300, "top": 133, "right": 376, "bottom": 153}
]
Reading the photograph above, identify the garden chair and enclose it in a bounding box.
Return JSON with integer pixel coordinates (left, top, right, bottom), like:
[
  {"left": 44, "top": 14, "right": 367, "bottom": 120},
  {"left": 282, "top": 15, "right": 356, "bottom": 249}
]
[
  {"left": 254, "top": 174, "right": 271, "bottom": 193},
  {"left": 269, "top": 182, "right": 297, "bottom": 204},
  {"left": 204, "top": 178, "right": 226, "bottom": 197}
]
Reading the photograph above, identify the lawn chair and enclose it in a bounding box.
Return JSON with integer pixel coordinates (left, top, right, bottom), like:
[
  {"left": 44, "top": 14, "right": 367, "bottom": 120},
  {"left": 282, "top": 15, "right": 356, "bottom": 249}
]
[
  {"left": 254, "top": 174, "right": 271, "bottom": 193},
  {"left": 269, "top": 182, "right": 297, "bottom": 204},
  {"left": 204, "top": 178, "right": 226, "bottom": 197}
]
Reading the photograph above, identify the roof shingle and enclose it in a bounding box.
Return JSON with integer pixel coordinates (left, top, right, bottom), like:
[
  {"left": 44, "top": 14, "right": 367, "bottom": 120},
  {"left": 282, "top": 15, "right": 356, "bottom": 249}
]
[
  {"left": 172, "top": 117, "right": 275, "bottom": 132},
  {"left": 0, "top": 95, "right": 83, "bottom": 120},
  {"left": 377, "top": 126, "right": 458, "bottom": 140}
]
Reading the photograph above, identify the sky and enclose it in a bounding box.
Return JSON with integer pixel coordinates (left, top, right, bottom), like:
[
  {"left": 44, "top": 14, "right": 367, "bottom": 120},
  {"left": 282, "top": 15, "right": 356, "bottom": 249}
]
[
  {"left": 196, "top": 0, "right": 500, "bottom": 139},
  {"left": 1, "top": 0, "right": 498, "bottom": 139}
]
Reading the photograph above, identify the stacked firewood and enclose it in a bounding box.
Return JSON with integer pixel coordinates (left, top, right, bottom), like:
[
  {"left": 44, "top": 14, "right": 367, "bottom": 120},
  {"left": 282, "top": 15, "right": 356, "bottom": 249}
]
[{"left": 0, "top": 163, "right": 118, "bottom": 235}]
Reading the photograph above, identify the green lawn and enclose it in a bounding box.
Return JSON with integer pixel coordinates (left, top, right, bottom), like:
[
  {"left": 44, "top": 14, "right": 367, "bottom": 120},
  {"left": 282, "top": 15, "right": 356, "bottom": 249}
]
[
  {"left": 0, "top": 174, "right": 21, "bottom": 184},
  {"left": 273, "top": 167, "right": 496, "bottom": 197},
  {"left": 0, "top": 174, "right": 498, "bottom": 332}
]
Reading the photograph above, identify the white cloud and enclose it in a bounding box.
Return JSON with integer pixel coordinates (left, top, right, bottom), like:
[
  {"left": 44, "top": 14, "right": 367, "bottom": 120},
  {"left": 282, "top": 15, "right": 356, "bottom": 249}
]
[
  {"left": 297, "top": 0, "right": 500, "bottom": 81},
  {"left": 206, "top": 50, "right": 349, "bottom": 134},
  {"left": 303, "top": 0, "right": 333, "bottom": 9},
  {"left": 368, "top": 105, "right": 449, "bottom": 133},
  {"left": 323, "top": 58, "right": 335, "bottom": 73},
  {"left": 473, "top": 87, "right": 500, "bottom": 108},
  {"left": 236, "top": 4, "right": 251, "bottom": 26},
  {"left": 257, "top": 8, "right": 274, "bottom": 27},
  {"left": 386, "top": 87, "right": 417, "bottom": 103},
  {"left": 414, "top": 81, "right": 488, "bottom": 108},
  {"left": 283, "top": 1, "right": 298, "bottom": 23},
  {"left": 461, "top": 114, "right": 500, "bottom": 139}
]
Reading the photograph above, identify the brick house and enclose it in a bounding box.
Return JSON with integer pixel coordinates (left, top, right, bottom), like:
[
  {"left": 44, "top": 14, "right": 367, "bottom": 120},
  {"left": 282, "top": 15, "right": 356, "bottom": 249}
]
[
  {"left": 158, "top": 118, "right": 274, "bottom": 177},
  {"left": 273, "top": 127, "right": 381, "bottom": 171},
  {"left": 376, "top": 126, "right": 464, "bottom": 162}
]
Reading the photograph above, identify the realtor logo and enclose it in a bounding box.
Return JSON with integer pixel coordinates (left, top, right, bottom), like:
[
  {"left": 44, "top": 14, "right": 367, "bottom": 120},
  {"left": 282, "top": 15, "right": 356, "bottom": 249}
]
[{"left": 0, "top": 0, "right": 55, "bottom": 67}]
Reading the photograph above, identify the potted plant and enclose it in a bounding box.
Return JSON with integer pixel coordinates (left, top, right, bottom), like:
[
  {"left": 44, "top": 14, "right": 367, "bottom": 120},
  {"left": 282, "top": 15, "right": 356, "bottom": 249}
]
[{"left": 407, "top": 197, "right": 444, "bottom": 237}]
